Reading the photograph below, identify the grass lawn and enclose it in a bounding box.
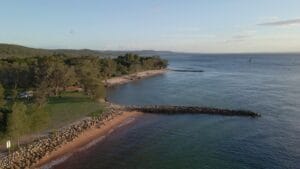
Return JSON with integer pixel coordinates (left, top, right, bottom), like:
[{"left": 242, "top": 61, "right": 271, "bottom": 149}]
[
  {"left": 45, "top": 92, "right": 105, "bottom": 129},
  {"left": 0, "top": 92, "right": 105, "bottom": 148}
]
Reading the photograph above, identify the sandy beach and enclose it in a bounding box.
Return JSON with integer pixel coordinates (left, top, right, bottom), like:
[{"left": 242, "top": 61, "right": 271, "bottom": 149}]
[
  {"left": 104, "top": 69, "right": 167, "bottom": 86},
  {"left": 35, "top": 111, "right": 143, "bottom": 168}
]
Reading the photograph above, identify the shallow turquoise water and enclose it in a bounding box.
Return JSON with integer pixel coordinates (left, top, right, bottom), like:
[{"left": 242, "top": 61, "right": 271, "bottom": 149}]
[{"left": 53, "top": 54, "right": 300, "bottom": 169}]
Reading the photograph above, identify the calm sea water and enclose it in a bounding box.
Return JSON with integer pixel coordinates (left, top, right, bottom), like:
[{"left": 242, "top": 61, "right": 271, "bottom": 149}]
[{"left": 53, "top": 54, "right": 300, "bottom": 169}]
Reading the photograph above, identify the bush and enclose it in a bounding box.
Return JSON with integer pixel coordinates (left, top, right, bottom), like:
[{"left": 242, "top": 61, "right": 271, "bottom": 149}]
[
  {"left": 27, "top": 105, "right": 50, "bottom": 132},
  {"left": 6, "top": 102, "right": 29, "bottom": 141},
  {"left": 0, "top": 84, "right": 5, "bottom": 107}
]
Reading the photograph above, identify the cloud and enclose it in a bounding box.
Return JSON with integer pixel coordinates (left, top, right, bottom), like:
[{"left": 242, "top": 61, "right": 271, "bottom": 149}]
[
  {"left": 260, "top": 16, "right": 280, "bottom": 22},
  {"left": 161, "top": 33, "right": 216, "bottom": 40},
  {"left": 176, "top": 27, "right": 202, "bottom": 33},
  {"left": 258, "top": 18, "right": 300, "bottom": 26},
  {"left": 225, "top": 30, "right": 257, "bottom": 43},
  {"left": 162, "top": 27, "right": 216, "bottom": 40},
  {"left": 232, "top": 35, "right": 249, "bottom": 40},
  {"left": 225, "top": 36, "right": 249, "bottom": 43}
]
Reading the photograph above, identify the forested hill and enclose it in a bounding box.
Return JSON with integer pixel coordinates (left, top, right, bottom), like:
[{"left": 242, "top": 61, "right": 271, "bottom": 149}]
[{"left": 0, "top": 43, "right": 172, "bottom": 58}]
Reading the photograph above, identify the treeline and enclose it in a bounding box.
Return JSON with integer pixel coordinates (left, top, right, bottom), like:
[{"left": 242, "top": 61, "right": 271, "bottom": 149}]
[
  {"left": 0, "top": 53, "right": 167, "bottom": 99},
  {"left": 0, "top": 53, "right": 167, "bottom": 143},
  {"left": 0, "top": 43, "right": 163, "bottom": 58},
  {"left": 0, "top": 43, "right": 119, "bottom": 58}
]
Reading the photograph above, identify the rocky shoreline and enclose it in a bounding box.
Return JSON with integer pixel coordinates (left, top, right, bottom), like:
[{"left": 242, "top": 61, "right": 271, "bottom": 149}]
[{"left": 0, "top": 104, "right": 125, "bottom": 169}]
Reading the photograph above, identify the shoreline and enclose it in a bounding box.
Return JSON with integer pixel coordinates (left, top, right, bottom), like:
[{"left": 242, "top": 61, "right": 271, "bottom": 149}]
[
  {"left": 104, "top": 69, "right": 167, "bottom": 87},
  {"left": 36, "top": 110, "right": 143, "bottom": 168},
  {"left": 38, "top": 69, "right": 168, "bottom": 166},
  {"left": 0, "top": 66, "right": 261, "bottom": 169},
  {"left": 0, "top": 68, "right": 166, "bottom": 169},
  {"left": 37, "top": 105, "right": 259, "bottom": 168}
]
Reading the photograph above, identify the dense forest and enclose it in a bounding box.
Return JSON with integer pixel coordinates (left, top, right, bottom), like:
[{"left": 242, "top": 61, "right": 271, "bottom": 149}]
[{"left": 0, "top": 45, "right": 167, "bottom": 144}]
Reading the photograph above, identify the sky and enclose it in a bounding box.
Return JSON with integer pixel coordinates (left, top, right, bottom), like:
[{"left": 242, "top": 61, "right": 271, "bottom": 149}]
[{"left": 1, "top": 0, "right": 300, "bottom": 53}]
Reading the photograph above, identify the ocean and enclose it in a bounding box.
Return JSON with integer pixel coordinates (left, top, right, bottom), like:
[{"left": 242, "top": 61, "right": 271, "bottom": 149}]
[{"left": 52, "top": 53, "right": 300, "bottom": 169}]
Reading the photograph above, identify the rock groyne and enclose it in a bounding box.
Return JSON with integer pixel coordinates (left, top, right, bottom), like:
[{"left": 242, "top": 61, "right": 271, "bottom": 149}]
[{"left": 126, "top": 105, "right": 260, "bottom": 117}]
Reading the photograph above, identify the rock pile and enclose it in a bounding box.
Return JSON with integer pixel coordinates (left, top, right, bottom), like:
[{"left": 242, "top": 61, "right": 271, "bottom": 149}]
[
  {"left": 0, "top": 104, "right": 124, "bottom": 169},
  {"left": 126, "top": 105, "right": 261, "bottom": 117}
]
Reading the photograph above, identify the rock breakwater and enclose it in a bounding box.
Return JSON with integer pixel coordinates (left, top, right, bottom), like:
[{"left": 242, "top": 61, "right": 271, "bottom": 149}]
[{"left": 126, "top": 105, "right": 260, "bottom": 117}]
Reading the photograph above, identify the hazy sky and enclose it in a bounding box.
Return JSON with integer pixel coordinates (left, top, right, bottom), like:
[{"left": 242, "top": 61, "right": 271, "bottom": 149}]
[{"left": 1, "top": 0, "right": 300, "bottom": 53}]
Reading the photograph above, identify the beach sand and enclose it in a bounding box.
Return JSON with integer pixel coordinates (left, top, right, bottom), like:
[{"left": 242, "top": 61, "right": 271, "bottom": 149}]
[
  {"left": 104, "top": 69, "right": 166, "bottom": 86},
  {"left": 35, "top": 111, "right": 143, "bottom": 168}
]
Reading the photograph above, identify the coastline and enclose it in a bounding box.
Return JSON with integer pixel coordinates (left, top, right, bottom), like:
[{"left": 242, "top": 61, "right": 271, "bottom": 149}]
[
  {"left": 36, "top": 110, "right": 143, "bottom": 168},
  {"left": 35, "top": 69, "right": 167, "bottom": 168},
  {"left": 0, "top": 68, "right": 166, "bottom": 169},
  {"left": 0, "top": 66, "right": 262, "bottom": 169},
  {"left": 36, "top": 70, "right": 167, "bottom": 168},
  {"left": 104, "top": 69, "right": 167, "bottom": 87}
]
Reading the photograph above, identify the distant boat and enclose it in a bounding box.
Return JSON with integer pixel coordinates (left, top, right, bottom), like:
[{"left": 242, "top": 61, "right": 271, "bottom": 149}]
[{"left": 248, "top": 57, "right": 252, "bottom": 63}]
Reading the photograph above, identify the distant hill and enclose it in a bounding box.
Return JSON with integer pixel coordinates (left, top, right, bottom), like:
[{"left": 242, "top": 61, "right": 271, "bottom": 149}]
[
  {"left": 0, "top": 44, "right": 52, "bottom": 58},
  {"left": 0, "top": 43, "right": 173, "bottom": 58}
]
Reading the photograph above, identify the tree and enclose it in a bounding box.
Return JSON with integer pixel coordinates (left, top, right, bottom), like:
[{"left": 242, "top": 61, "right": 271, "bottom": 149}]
[
  {"left": 11, "top": 61, "right": 30, "bottom": 89},
  {"left": 11, "top": 89, "right": 18, "bottom": 101},
  {"left": 75, "top": 59, "right": 106, "bottom": 100},
  {"left": 27, "top": 105, "right": 49, "bottom": 132},
  {"left": 99, "top": 58, "right": 117, "bottom": 79},
  {"left": 0, "top": 84, "right": 7, "bottom": 134},
  {"left": 0, "top": 60, "right": 31, "bottom": 89},
  {"left": 35, "top": 57, "right": 77, "bottom": 96},
  {"left": 33, "top": 83, "right": 49, "bottom": 106},
  {"left": 0, "top": 84, "right": 5, "bottom": 107},
  {"left": 0, "top": 84, "right": 5, "bottom": 134},
  {"left": 48, "top": 63, "right": 77, "bottom": 96},
  {"left": 91, "top": 80, "right": 106, "bottom": 101},
  {"left": 7, "top": 102, "right": 29, "bottom": 146}
]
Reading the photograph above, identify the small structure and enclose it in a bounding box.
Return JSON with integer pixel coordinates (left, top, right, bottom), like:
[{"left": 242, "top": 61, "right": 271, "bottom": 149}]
[
  {"left": 65, "top": 86, "right": 84, "bottom": 92},
  {"left": 19, "top": 91, "right": 33, "bottom": 99}
]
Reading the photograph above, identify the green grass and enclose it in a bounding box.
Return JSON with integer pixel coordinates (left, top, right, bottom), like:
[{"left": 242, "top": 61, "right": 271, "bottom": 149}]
[
  {"left": 0, "top": 92, "right": 104, "bottom": 146},
  {"left": 45, "top": 92, "right": 105, "bottom": 129}
]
